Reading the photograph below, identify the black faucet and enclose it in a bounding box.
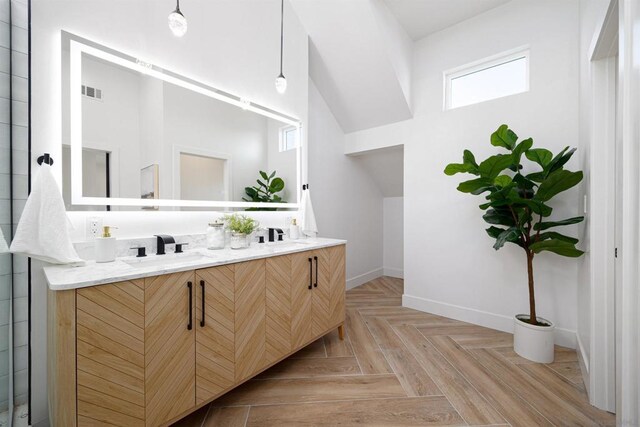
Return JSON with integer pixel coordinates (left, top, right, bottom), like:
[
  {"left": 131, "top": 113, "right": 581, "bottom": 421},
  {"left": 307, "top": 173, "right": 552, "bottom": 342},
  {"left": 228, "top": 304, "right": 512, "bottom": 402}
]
[
  {"left": 268, "top": 228, "right": 284, "bottom": 242},
  {"left": 155, "top": 234, "right": 175, "bottom": 255}
]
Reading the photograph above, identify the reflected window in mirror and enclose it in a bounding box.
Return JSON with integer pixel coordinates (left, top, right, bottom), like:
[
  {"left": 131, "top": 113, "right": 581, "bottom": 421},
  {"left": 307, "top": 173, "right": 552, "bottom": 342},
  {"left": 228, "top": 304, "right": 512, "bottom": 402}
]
[{"left": 279, "top": 125, "right": 299, "bottom": 152}]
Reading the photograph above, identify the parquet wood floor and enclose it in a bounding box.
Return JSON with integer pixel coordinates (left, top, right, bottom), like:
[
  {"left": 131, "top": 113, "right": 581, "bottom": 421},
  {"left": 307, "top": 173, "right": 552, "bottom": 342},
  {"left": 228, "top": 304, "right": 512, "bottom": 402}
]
[{"left": 172, "top": 277, "right": 615, "bottom": 427}]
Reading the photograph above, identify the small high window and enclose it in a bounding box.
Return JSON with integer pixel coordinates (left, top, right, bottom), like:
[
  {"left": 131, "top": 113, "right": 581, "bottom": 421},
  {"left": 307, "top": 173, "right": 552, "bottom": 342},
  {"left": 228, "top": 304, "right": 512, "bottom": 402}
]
[
  {"left": 444, "top": 48, "right": 530, "bottom": 110},
  {"left": 279, "top": 125, "right": 299, "bottom": 152}
]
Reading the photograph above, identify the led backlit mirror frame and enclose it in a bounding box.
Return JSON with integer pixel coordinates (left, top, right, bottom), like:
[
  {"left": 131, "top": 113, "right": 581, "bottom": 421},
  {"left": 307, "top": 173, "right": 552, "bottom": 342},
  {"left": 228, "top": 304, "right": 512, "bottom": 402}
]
[{"left": 65, "top": 31, "right": 303, "bottom": 209}]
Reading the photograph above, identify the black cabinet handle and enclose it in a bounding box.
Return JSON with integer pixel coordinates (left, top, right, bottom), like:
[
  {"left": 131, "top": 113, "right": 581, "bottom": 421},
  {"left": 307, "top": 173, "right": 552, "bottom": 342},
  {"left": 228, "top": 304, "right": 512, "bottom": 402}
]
[
  {"left": 187, "top": 281, "right": 193, "bottom": 330},
  {"left": 200, "top": 280, "right": 205, "bottom": 327},
  {"left": 314, "top": 256, "right": 318, "bottom": 287},
  {"left": 308, "top": 258, "right": 313, "bottom": 290}
]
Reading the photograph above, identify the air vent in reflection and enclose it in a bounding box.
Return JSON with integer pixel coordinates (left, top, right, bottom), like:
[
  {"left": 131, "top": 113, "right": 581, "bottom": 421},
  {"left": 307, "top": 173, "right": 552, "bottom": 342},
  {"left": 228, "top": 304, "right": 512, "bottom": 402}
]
[{"left": 81, "top": 85, "right": 103, "bottom": 101}]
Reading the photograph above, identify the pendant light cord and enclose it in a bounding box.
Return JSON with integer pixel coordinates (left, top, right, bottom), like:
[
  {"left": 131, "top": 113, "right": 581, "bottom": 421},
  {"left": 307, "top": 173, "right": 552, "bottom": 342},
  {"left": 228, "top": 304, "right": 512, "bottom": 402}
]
[{"left": 279, "top": 0, "right": 284, "bottom": 75}]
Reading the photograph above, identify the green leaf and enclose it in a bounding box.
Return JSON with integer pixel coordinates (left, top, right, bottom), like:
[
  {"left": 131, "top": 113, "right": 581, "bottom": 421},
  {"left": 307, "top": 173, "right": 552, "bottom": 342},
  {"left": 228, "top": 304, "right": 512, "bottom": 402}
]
[
  {"left": 494, "top": 175, "right": 512, "bottom": 188},
  {"left": 444, "top": 149, "right": 480, "bottom": 176},
  {"left": 245, "top": 187, "right": 258, "bottom": 198},
  {"left": 493, "top": 227, "right": 521, "bottom": 250},
  {"left": 512, "top": 138, "right": 533, "bottom": 165},
  {"left": 536, "top": 232, "right": 579, "bottom": 244},
  {"left": 257, "top": 179, "right": 268, "bottom": 189},
  {"left": 536, "top": 170, "right": 583, "bottom": 202},
  {"left": 269, "top": 170, "right": 276, "bottom": 179},
  {"left": 513, "top": 173, "right": 535, "bottom": 190},
  {"left": 269, "top": 177, "right": 285, "bottom": 193},
  {"left": 486, "top": 226, "right": 506, "bottom": 239},
  {"left": 479, "top": 154, "right": 514, "bottom": 179},
  {"left": 479, "top": 202, "right": 492, "bottom": 210},
  {"left": 525, "top": 148, "right": 553, "bottom": 168},
  {"left": 457, "top": 178, "right": 494, "bottom": 194},
  {"left": 514, "top": 199, "right": 553, "bottom": 217},
  {"left": 529, "top": 239, "right": 584, "bottom": 257},
  {"left": 527, "top": 171, "right": 547, "bottom": 183},
  {"left": 463, "top": 150, "right": 479, "bottom": 169},
  {"left": 547, "top": 147, "right": 576, "bottom": 173},
  {"left": 491, "top": 124, "right": 518, "bottom": 150},
  {"left": 444, "top": 163, "right": 477, "bottom": 176},
  {"left": 483, "top": 208, "right": 516, "bottom": 227},
  {"left": 534, "top": 216, "right": 584, "bottom": 231},
  {"left": 259, "top": 171, "right": 269, "bottom": 181}
]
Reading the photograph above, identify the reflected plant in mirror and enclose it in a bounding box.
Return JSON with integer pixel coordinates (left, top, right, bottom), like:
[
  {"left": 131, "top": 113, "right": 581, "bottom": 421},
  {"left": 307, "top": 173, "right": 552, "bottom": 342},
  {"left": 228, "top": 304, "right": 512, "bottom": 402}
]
[{"left": 243, "top": 170, "right": 286, "bottom": 211}]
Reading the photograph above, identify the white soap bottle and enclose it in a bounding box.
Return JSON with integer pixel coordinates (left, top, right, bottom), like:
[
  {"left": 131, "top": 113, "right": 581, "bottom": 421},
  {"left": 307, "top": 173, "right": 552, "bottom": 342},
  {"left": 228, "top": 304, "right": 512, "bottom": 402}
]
[
  {"left": 95, "top": 226, "right": 117, "bottom": 263},
  {"left": 289, "top": 218, "right": 300, "bottom": 240}
]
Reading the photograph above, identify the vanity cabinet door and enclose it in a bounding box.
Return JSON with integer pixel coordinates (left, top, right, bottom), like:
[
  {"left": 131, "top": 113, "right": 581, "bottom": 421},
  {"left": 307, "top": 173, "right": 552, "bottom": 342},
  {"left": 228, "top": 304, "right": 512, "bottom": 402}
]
[
  {"left": 144, "top": 271, "right": 196, "bottom": 427},
  {"left": 311, "top": 249, "right": 331, "bottom": 336},
  {"left": 234, "top": 259, "right": 267, "bottom": 381},
  {"left": 195, "top": 265, "right": 236, "bottom": 404},
  {"left": 291, "top": 251, "right": 315, "bottom": 348},
  {"left": 265, "top": 254, "right": 293, "bottom": 365},
  {"left": 76, "top": 280, "right": 146, "bottom": 427}
]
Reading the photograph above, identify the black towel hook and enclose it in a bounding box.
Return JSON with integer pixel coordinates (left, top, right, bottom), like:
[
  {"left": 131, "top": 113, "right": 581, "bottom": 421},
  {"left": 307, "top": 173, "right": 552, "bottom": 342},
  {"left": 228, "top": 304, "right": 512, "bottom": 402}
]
[
  {"left": 302, "top": 184, "right": 309, "bottom": 190},
  {"left": 37, "top": 153, "right": 54, "bottom": 166}
]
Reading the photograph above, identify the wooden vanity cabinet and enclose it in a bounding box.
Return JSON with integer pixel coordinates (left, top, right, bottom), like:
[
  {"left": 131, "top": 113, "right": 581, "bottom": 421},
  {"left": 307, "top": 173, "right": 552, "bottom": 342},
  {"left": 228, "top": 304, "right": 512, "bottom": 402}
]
[
  {"left": 75, "top": 270, "right": 196, "bottom": 427},
  {"left": 48, "top": 244, "right": 346, "bottom": 427},
  {"left": 194, "top": 264, "right": 236, "bottom": 404},
  {"left": 292, "top": 246, "right": 346, "bottom": 347}
]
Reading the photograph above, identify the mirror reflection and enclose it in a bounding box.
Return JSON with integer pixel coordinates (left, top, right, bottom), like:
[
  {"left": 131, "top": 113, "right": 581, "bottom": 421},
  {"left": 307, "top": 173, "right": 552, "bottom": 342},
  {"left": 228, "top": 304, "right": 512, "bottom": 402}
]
[{"left": 62, "top": 43, "right": 300, "bottom": 211}]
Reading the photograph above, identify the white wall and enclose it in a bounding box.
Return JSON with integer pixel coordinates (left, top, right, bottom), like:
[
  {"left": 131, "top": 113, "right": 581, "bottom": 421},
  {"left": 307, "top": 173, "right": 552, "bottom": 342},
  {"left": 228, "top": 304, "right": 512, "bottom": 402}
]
[
  {"left": 402, "top": 1, "right": 582, "bottom": 348},
  {"left": 308, "top": 80, "right": 384, "bottom": 288},
  {"left": 383, "top": 197, "right": 403, "bottom": 278},
  {"left": 31, "top": 1, "right": 309, "bottom": 424}
]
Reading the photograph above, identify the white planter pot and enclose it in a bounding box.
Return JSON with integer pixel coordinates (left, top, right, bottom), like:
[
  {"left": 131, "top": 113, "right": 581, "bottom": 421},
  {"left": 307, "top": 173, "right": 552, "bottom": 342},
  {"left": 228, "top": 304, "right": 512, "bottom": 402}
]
[{"left": 513, "top": 315, "right": 555, "bottom": 363}]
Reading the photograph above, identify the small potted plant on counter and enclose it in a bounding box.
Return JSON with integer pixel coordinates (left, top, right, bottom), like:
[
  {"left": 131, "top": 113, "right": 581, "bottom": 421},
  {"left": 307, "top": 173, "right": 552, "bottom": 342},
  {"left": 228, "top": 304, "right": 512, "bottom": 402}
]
[
  {"left": 444, "top": 124, "right": 584, "bottom": 363},
  {"left": 223, "top": 214, "right": 259, "bottom": 249}
]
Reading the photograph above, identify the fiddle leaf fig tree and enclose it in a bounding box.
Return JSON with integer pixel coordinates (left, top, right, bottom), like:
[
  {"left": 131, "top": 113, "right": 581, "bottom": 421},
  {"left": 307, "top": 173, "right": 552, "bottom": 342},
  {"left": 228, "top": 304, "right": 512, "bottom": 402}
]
[{"left": 444, "top": 125, "right": 584, "bottom": 326}]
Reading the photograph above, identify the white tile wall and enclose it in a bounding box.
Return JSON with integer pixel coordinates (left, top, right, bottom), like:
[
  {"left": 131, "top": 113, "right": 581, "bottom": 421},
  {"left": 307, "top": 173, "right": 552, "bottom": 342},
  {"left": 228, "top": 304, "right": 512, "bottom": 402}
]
[
  {"left": 11, "top": 0, "right": 30, "bottom": 416},
  {"left": 0, "top": 9, "right": 8, "bottom": 414},
  {"left": 1, "top": 0, "right": 31, "bottom": 416}
]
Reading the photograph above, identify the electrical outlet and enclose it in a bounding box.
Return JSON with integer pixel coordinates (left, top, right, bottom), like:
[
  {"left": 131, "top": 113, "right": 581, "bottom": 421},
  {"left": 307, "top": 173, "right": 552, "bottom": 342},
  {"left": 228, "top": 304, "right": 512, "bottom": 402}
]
[{"left": 86, "top": 217, "right": 103, "bottom": 239}]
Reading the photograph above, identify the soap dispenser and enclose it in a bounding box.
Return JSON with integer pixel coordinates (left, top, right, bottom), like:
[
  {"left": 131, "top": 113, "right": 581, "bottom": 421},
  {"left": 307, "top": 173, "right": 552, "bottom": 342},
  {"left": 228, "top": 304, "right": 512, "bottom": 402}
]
[
  {"left": 290, "top": 218, "right": 300, "bottom": 240},
  {"left": 95, "top": 226, "right": 117, "bottom": 263}
]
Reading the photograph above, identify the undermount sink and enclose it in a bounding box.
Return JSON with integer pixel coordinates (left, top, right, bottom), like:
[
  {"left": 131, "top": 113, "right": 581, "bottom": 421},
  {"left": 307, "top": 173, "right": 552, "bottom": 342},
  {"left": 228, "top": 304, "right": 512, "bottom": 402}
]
[
  {"left": 265, "top": 241, "right": 313, "bottom": 250},
  {"left": 123, "top": 253, "right": 211, "bottom": 269}
]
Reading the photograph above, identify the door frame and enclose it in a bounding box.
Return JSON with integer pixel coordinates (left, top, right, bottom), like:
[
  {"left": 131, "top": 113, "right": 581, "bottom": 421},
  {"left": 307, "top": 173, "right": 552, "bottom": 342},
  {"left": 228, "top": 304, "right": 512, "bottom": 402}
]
[
  {"left": 584, "top": 0, "right": 618, "bottom": 412},
  {"left": 616, "top": 0, "right": 640, "bottom": 423},
  {"left": 172, "top": 145, "right": 233, "bottom": 202}
]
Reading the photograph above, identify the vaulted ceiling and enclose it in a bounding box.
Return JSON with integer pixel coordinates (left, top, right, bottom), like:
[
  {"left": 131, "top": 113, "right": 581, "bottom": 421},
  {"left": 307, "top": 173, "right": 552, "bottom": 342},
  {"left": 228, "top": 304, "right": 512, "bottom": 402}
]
[
  {"left": 383, "top": 0, "right": 511, "bottom": 41},
  {"left": 291, "top": 0, "right": 511, "bottom": 134}
]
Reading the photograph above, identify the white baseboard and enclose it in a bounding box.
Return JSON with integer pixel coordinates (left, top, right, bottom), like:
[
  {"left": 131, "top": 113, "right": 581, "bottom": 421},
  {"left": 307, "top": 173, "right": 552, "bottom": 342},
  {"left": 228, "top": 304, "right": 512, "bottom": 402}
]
[
  {"left": 402, "top": 293, "right": 577, "bottom": 349},
  {"left": 383, "top": 267, "right": 404, "bottom": 279},
  {"left": 347, "top": 268, "right": 383, "bottom": 290},
  {"left": 576, "top": 334, "right": 590, "bottom": 395}
]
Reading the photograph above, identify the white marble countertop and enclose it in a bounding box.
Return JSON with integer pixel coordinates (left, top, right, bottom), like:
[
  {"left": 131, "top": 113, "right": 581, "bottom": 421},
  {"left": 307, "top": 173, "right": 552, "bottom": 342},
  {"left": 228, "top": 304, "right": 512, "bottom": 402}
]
[{"left": 44, "top": 238, "right": 346, "bottom": 291}]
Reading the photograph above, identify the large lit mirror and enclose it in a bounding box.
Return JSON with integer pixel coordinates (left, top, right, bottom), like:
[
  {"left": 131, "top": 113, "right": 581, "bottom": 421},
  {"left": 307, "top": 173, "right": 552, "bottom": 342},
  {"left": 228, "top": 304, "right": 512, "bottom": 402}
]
[{"left": 62, "top": 32, "right": 302, "bottom": 211}]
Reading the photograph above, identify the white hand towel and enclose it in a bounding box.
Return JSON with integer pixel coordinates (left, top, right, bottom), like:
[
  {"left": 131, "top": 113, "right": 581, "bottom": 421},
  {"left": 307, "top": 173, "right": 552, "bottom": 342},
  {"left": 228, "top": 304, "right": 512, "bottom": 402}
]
[
  {"left": 10, "top": 166, "right": 84, "bottom": 264},
  {"left": 0, "top": 227, "right": 8, "bottom": 254},
  {"left": 300, "top": 188, "right": 318, "bottom": 238}
]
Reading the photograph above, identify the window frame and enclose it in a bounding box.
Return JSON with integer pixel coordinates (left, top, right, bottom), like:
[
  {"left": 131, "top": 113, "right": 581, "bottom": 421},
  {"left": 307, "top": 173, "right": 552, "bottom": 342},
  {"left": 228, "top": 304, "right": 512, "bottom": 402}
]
[
  {"left": 279, "top": 125, "right": 299, "bottom": 152},
  {"left": 443, "top": 46, "right": 530, "bottom": 111}
]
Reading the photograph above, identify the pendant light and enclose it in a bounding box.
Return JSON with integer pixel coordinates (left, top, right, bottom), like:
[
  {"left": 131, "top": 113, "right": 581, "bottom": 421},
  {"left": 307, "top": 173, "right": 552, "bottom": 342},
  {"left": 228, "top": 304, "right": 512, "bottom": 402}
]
[
  {"left": 168, "top": 0, "right": 188, "bottom": 37},
  {"left": 275, "top": 0, "right": 287, "bottom": 94}
]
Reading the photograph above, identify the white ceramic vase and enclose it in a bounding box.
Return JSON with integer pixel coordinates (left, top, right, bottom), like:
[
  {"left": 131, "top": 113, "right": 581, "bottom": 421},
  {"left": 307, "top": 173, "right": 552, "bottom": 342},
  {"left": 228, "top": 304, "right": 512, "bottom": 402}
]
[{"left": 513, "top": 314, "right": 555, "bottom": 363}]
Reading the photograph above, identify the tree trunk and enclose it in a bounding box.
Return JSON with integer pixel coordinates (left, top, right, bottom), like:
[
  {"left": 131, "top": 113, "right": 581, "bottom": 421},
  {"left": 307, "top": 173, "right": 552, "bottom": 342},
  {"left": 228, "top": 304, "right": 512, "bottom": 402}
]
[{"left": 526, "top": 250, "right": 537, "bottom": 325}]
